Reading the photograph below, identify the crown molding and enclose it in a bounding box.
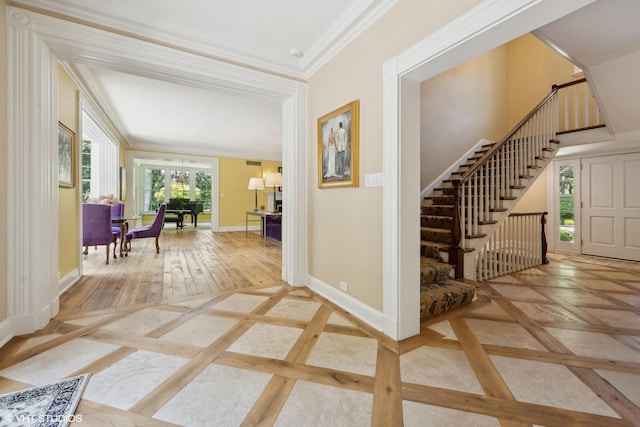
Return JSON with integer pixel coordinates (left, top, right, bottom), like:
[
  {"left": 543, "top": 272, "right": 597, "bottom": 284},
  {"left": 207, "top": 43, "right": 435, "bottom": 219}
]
[
  {"left": 127, "top": 139, "right": 283, "bottom": 162},
  {"left": 9, "top": 0, "right": 308, "bottom": 80},
  {"left": 302, "top": 0, "right": 398, "bottom": 78}
]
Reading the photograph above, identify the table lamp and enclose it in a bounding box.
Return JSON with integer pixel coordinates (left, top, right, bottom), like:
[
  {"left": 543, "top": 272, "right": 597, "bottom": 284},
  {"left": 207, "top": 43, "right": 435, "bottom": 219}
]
[
  {"left": 265, "top": 172, "right": 282, "bottom": 212},
  {"left": 248, "top": 177, "right": 264, "bottom": 211}
]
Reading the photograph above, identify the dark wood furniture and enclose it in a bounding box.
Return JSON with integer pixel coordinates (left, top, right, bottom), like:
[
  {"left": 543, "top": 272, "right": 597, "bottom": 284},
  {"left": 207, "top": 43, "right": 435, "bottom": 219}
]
[{"left": 166, "top": 198, "right": 205, "bottom": 228}]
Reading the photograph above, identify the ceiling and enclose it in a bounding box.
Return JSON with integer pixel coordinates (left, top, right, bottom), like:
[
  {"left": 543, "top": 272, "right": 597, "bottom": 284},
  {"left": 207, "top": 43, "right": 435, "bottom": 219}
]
[
  {"left": 13, "top": 0, "right": 396, "bottom": 159},
  {"left": 12, "top": 0, "right": 640, "bottom": 159},
  {"left": 536, "top": 0, "right": 640, "bottom": 136}
]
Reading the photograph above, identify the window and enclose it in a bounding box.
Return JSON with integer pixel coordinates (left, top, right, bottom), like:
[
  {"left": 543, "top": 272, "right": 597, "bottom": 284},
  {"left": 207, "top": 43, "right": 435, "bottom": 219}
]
[
  {"left": 135, "top": 158, "right": 213, "bottom": 214},
  {"left": 81, "top": 140, "right": 91, "bottom": 202},
  {"left": 143, "top": 168, "right": 166, "bottom": 212},
  {"left": 81, "top": 109, "right": 119, "bottom": 199},
  {"left": 171, "top": 169, "right": 190, "bottom": 199},
  {"left": 558, "top": 164, "right": 575, "bottom": 243},
  {"left": 195, "top": 171, "right": 212, "bottom": 211}
]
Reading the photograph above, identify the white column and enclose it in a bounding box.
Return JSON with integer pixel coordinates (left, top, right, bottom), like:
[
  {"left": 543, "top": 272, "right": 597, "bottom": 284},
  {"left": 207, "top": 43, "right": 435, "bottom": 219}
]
[
  {"left": 382, "top": 59, "right": 421, "bottom": 340},
  {"left": 281, "top": 83, "right": 308, "bottom": 286},
  {"left": 7, "top": 9, "right": 59, "bottom": 334}
]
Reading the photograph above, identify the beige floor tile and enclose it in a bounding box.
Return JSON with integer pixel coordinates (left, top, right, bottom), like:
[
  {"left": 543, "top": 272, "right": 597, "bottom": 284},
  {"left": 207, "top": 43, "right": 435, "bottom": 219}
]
[
  {"left": 275, "top": 380, "right": 372, "bottom": 427},
  {"left": 400, "top": 346, "right": 484, "bottom": 393},
  {"left": 403, "top": 401, "right": 500, "bottom": 427},
  {"left": 306, "top": 332, "right": 378, "bottom": 377}
]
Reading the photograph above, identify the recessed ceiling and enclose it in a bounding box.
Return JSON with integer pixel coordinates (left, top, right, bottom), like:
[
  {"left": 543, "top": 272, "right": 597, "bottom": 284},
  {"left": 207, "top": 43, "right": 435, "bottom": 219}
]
[{"left": 13, "top": 0, "right": 396, "bottom": 159}]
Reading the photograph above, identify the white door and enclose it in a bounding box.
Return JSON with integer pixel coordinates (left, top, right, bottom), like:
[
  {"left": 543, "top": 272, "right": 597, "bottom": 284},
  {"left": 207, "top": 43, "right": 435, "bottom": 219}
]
[{"left": 581, "top": 153, "right": 640, "bottom": 261}]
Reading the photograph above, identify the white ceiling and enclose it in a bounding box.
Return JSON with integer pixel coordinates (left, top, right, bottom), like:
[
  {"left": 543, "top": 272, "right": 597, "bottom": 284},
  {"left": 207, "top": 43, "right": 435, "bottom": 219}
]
[
  {"left": 14, "top": 0, "right": 396, "bottom": 159},
  {"left": 536, "top": 0, "right": 640, "bottom": 135},
  {"left": 13, "top": 0, "right": 640, "bottom": 159}
]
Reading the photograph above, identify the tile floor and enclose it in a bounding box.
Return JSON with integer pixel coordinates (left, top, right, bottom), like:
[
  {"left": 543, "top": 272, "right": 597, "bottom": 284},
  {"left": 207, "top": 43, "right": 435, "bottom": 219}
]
[{"left": 0, "top": 253, "right": 639, "bottom": 426}]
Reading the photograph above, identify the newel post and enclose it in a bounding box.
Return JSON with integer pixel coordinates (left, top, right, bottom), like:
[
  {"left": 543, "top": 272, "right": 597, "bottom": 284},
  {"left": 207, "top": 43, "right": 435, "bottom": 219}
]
[
  {"left": 449, "top": 179, "right": 464, "bottom": 278},
  {"left": 541, "top": 212, "right": 549, "bottom": 265}
]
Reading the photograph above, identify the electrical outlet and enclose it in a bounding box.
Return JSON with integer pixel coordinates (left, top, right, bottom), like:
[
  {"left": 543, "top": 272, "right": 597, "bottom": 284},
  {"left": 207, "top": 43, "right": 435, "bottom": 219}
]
[{"left": 339, "top": 281, "right": 348, "bottom": 291}]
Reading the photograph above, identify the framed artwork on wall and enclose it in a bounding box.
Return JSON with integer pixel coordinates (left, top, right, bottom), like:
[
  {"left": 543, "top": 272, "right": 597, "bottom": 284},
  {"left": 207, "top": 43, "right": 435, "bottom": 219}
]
[
  {"left": 317, "top": 100, "right": 359, "bottom": 188},
  {"left": 58, "top": 121, "right": 74, "bottom": 188}
]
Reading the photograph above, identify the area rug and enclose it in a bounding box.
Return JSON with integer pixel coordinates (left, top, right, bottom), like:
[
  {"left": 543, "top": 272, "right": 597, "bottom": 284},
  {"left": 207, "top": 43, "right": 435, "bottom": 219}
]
[
  {"left": 565, "top": 255, "right": 640, "bottom": 271},
  {"left": 0, "top": 374, "right": 89, "bottom": 427}
]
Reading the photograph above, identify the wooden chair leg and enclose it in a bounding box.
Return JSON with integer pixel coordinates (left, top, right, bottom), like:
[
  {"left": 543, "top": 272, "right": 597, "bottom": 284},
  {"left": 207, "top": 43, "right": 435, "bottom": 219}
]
[
  {"left": 105, "top": 246, "right": 110, "bottom": 265},
  {"left": 155, "top": 237, "right": 160, "bottom": 254}
]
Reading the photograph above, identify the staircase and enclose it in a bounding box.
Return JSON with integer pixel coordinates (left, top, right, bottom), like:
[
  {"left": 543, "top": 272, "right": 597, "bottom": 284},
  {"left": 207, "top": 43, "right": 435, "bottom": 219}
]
[{"left": 418, "top": 79, "right": 603, "bottom": 319}]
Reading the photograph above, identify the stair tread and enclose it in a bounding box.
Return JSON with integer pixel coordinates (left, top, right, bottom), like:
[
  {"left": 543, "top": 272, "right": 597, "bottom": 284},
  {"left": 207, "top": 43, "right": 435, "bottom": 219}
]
[
  {"left": 465, "top": 233, "right": 487, "bottom": 239},
  {"left": 421, "top": 226, "right": 451, "bottom": 233}
]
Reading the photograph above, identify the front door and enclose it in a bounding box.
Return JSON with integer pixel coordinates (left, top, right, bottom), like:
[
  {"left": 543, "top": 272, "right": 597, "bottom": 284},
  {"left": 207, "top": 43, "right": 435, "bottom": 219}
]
[{"left": 581, "top": 152, "right": 640, "bottom": 261}]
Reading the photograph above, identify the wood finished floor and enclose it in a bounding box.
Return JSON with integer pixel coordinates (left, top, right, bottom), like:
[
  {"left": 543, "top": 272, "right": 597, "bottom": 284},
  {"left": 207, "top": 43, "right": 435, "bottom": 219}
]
[{"left": 0, "top": 227, "right": 639, "bottom": 426}]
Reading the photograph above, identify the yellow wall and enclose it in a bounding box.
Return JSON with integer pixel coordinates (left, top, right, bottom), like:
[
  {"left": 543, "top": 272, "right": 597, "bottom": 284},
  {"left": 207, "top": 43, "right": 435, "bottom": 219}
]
[
  {"left": 509, "top": 34, "right": 576, "bottom": 213},
  {"left": 421, "top": 33, "right": 575, "bottom": 213},
  {"left": 218, "top": 157, "right": 281, "bottom": 228},
  {"left": 0, "top": 0, "right": 8, "bottom": 321},
  {"left": 507, "top": 34, "right": 576, "bottom": 128},
  {"left": 308, "top": 0, "right": 483, "bottom": 310},
  {"left": 58, "top": 66, "right": 81, "bottom": 278},
  {"left": 421, "top": 46, "right": 510, "bottom": 187}
]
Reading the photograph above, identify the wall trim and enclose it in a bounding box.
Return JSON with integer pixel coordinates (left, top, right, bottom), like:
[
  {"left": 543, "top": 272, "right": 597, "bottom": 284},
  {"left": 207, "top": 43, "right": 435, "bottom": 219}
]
[
  {"left": 7, "top": 7, "right": 60, "bottom": 336},
  {"left": 58, "top": 268, "right": 81, "bottom": 295},
  {"left": 0, "top": 318, "right": 13, "bottom": 349},
  {"left": 6, "top": 6, "right": 307, "bottom": 336},
  {"left": 308, "top": 275, "right": 385, "bottom": 333}
]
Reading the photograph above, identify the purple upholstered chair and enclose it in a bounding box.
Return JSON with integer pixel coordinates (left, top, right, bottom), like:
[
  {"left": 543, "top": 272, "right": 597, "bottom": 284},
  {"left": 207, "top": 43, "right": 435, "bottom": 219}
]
[
  {"left": 110, "top": 202, "right": 126, "bottom": 257},
  {"left": 110, "top": 203, "right": 124, "bottom": 220},
  {"left": 82, "top": 203, "right": 119, "bottom": 264},
  {"left": 124, "top": 203, "right": 167, "bottom": 255}
]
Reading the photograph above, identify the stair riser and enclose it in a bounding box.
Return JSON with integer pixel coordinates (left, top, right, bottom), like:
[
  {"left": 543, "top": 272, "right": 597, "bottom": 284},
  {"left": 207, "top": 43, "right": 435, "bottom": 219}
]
[
  {"left": 421, "top": 229, "right": 451, "bottom": 244},
  {"left": 421, "top": 216, "right": 452, "bottom": 229}
]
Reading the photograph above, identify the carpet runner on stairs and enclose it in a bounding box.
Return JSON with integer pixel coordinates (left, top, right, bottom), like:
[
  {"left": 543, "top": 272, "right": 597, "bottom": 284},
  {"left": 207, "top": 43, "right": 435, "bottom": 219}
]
[{"left": 419, "top": 254, "right": 476, "bottom": 319}]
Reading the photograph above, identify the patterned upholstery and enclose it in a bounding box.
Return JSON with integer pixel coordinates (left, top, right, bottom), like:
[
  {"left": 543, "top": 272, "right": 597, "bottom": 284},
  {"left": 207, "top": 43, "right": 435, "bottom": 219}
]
[
  {"left": 420, "top": 257, "right": 452, "bottom": 285},
  {"left": 420, "top": 280, "right": 476, "bottom": 318}
]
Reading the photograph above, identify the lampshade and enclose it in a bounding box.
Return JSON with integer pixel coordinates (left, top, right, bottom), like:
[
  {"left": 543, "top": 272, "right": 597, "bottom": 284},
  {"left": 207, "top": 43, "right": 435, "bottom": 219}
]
[
  {"left": 265, "top": 172, "right": 282, "bottom": 187},
  {"left": 248, "top": 177, "right": 264, "bottom": 190}
]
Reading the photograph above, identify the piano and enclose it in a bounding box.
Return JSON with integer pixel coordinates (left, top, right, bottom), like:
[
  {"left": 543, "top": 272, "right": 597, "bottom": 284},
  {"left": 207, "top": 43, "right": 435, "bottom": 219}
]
[{"left": 166, "top": 198, "right": 205, "bottom": 228}]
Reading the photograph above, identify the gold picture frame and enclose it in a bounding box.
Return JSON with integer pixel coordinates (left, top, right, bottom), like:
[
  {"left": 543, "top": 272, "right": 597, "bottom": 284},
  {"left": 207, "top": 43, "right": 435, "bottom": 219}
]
[
  {"left": 58, "top": 121, "right": 74, "bottom": 188},
  {"left": 317, "top": 100, "right": 359, "bottom": 188}
]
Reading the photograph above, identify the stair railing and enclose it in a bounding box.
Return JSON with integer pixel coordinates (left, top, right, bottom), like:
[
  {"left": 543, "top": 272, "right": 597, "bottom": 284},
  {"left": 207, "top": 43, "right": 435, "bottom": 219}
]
[
  {"left": 476, "top": 212, "right": 548, "bottom": 280},
  {"left": 556, "top": 78, "right": 605, "bottom": 133},
  {"left": 449, "top": 85, "right": 560, "bottom": 278},
  {"left": 448, "top": 79, "right": 601, "bottom": 279}
]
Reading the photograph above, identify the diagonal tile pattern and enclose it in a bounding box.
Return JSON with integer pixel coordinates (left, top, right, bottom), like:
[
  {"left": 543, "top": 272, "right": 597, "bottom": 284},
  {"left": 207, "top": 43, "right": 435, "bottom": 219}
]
[{"left": 0, "top": 248, "right": 639, "bottom": 426}]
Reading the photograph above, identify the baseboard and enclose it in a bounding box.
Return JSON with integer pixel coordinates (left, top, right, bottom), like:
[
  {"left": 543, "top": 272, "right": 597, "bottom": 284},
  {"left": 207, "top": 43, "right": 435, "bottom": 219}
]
[
  {"left": 0, "top": 318, "right": 12, "bottom": 349},
  {"left": 307, "top": 276, "right": 385, "bottom": 333},
  {"left": 59, "top": 268, "right": 80, "bottom": 295},
  {"left": 218, "top": 226, "right": 261, "bottom": 233}
]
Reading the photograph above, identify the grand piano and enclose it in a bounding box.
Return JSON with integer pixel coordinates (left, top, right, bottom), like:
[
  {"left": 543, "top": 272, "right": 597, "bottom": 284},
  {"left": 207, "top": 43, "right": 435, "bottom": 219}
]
[{"left": 166, "top": 198, "right": 205, "bottom": 228}]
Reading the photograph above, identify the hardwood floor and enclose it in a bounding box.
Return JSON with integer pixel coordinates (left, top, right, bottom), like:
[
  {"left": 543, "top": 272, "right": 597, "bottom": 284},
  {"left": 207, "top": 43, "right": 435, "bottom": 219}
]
[{"left": 0, "top": 228, "right": 639, "bottom": 426}]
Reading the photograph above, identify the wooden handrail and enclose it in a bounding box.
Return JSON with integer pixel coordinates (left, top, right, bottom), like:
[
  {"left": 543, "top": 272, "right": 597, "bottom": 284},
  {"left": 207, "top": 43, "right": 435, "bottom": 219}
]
[
  {"left": 461, "top": 91, "right": 557, "bottom": 182},
  {"left": 508, "top": 211, "right": 548, "bottom": 217},
  {"left": 553, "top": 77, "right": 586, "bottom": 90},
  {"left": 461, "top": 78, "right": 588, "bottom": 183}
]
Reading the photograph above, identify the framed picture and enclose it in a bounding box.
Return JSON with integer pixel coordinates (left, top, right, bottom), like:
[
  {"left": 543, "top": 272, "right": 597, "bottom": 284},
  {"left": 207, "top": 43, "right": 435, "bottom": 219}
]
[
  {"left": 317, "top": 100, "right": 359, "bottom": 188},
  {"left": 58, "top": 122, "right": 74, "bottom": 188}
]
